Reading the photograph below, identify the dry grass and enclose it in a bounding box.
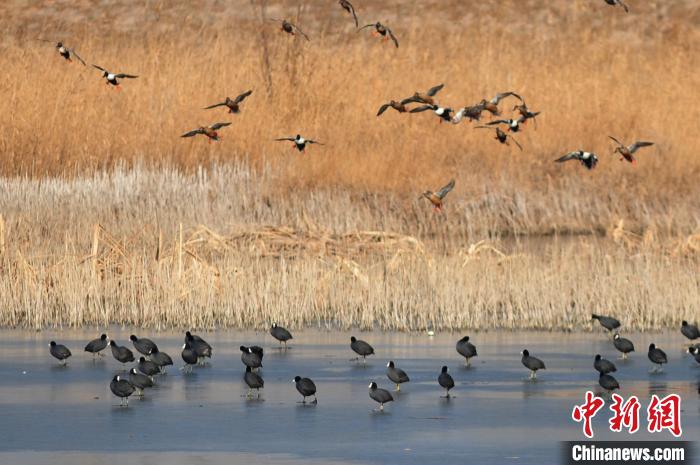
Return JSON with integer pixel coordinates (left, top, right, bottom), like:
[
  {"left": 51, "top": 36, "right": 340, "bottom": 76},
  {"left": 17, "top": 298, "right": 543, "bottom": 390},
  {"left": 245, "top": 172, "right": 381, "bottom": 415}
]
[
  {"left": 0, "top": 166, "right": 698, "bottom": 331},
  {"left": 0, "top": 1, "right": 699, "bottom": 329}
]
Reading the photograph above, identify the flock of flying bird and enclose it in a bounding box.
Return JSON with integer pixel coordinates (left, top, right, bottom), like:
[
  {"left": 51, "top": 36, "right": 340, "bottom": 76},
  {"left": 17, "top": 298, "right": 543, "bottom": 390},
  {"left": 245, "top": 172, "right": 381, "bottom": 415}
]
[
  {"left": 46, "top": 316, "right": 700, "bottom": 409},
  {"left": 38, "top": 0, "right": 650, "bottom": 213}
]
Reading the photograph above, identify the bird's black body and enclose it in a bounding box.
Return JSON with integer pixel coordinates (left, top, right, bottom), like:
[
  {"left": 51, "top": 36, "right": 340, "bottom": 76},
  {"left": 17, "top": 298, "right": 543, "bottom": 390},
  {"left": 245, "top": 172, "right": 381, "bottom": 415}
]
[
  {"left": 149, "top": 347, "right": 173, "bottom": 371},
  {"left": 594, "top": 354, "right": 617, "bottom": 375},
  {"left": 270, "top": 324, "right": 293, "bottom": 347},
  {"left": 613, "top": 333, "right": 635, "bottom": 359},
  {"left": 648, "top": 343, "right": 668, "bottom": 371},
  {"left": 129, "top": 368, "right": 154, "bottom": 394},
  {"left": 244, "top": 366, "right": 265, "bottom": 398},
  {"left": 49, "top": 341, "right": 71, "bottom": 364},
  {"left": 185, "top": 331, "right": 212, "bottom": 363},
  {"left": 84, "top": 334, "right": 108, "bottom": 355},
  {"left": 599, "top": 373, "right": 620, "bottom": 392},
  {"left": 386, "top": 361, "right": 410, "bottom": 390},
  {"left": 181, "top": 342, "right": 198, "bottom": 373},
  {"left": 456, "top": 336, "right": 478, "bottom": 366},
  {"left": 350, "top": 336, "right": 374, "bottom": 361},
  {"left": 294, "top": 376, "right": 317, "bottom": 403},
  {"left": 438, "top": 366, "right": 455, "bottom": 398},
  {"left": 138, "top": 357, "right": 160, "bottom": 377},
  {"left": 130, "top": 335, "right": 158, "bottom": 356},
  {"left": 592, "top": 314, "right": 621, "bottom": 332},
  {"left": 521, "top": 349, "right": 546, "bottom": 379},
  {"left": 109, "top": 340, "right": 135, "bottom": 366},
  {"left": 368, "top": 382, "right": 394, "bottom": 411},
  {"left": 681, "top": 321, "right": 700, "bottom": 341},
  {"left": 240, "top": 346, "right": 263, "bottom": 369},
  {"left": 110, "top": 375, "right": 135, "bottom": 406}
]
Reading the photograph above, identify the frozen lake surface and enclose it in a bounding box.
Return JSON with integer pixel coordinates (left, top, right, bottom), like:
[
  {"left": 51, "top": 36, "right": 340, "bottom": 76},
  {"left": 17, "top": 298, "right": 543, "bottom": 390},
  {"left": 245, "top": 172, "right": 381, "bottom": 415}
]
[{"left": 0, "top": 329, "right": 698, "bottom": 465}]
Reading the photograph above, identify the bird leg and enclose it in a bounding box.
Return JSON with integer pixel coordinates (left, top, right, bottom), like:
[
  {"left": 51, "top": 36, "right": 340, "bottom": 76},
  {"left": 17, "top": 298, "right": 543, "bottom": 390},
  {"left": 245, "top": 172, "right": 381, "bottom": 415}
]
[
  {"left": 312, "top": 395, "right": 318, "bottom": 404},
  {"left": 396, "top": 383, "right": 401, "bottom": 392},
  {"left": 379, "top": 403, "right": 384, "bottom": 411}
]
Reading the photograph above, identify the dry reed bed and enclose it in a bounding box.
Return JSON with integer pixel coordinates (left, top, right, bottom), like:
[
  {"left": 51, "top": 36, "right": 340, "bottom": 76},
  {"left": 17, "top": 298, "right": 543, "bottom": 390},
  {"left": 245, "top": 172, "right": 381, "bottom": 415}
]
[{"left": 0, "top": 167, "right": 699, "bottom": 331}]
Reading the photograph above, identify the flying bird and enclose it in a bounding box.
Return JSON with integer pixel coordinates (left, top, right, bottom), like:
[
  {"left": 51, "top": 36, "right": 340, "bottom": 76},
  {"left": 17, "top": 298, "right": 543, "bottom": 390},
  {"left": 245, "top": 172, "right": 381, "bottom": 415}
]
[
  {"left": 512, "top": 102, "right": 540, "bottom": 127},
  {"left": 479, "top": 92, "right": 523, "bottom": 116},
  {"left": 485, "top": 114, "right": 536, "bottom": 133},
  {"left": 421, "top": 179, "right": 455, "bottom": 212},
  {"left": 400, "top": 84, "right": 445, "bottom": 106},
  {"left": 92, "top": 65, "right": 138, "bottom": 89},
  {"left": 203, "top": 90, "right": 253, "bottom": 114},
  {"left": 275, "top": 134, "right": 323, "bottom": 152},
  {"left": 338, "top": 0, "right": 358, "bottom": 27},
  {"left": 451, "top": 104, "right": 485, "bottom": 124},
  {"left": 181, "top": 122, "right": 232, "bottom": 142},
  {"left": 555, "top": 150, "right": 599, "bottom": 170},
  {"left": 358, "top": 22, "right": 399, "bottom": 48},
  {"left": 39, "top": 40, "right": 86, "bottom": 65},
  {"left": 604, "top": 0, "right": 629, "bottom": 13},
  {"left": 270, "top": 19, "right": 310, "bottom": 41},
  {"left": 377, "top": 100, "right": 409, "bottom": 116},
  {"left": 410, "top": 104, "right": 453, "bottom": 123},
  {"left": 475, "top": 126, "right": 522, "bottom": 150},
  {"left": 608, "top": 136, "right": 654, "bottom": 164}
]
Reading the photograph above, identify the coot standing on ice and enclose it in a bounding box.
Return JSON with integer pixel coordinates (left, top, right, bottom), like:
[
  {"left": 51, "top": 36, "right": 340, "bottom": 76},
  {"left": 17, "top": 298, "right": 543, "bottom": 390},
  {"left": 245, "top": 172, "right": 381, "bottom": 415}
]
[
  {"left": 49, "top": 341, "right": 72, "bottom": 365},
  {"left": 438, "top": 366, "right": 455, "bottom": 398},
  {"left": 521, "top": 350, "right": 546, "bottom": 380},
  {"left": 270, "top": 324, "right": 293, "bottom": 349},
  {"left": 456, "top": 336, "right": 478, "bottom": 367},
  {"left": 294, "top": 376, "right": 317, "bottom": 404},
  {"left": 130, "top": 335, "right": 158, "bottom": 356},
  {"left": 681, "top": 321, "right": 700, "bottom": 341},
  {"left": 350, "top": 336, "right": 374, "bottom": 363},
  {"left": 599, "top": 372, "right": 620, "bottom": 395},
  {"left": 181, "top": 342, "right": 198, "bottom": 374},
  {"left": 110, "top": 375, "right": 136, "bottom": 406},
  {"left": 109, "top": 340, "right": 135, "bottom": 368},
  {"left": 386, "top": 361, "right": 410, "bottom": 391},
  {"left": 613, "top": 333, "right": 635, "bottom": 359},
  {"left": 240, "top": 346, "right": 263, "bottom": 370},
  {"left": 129, "top": 368, "right": 154, "bottom": 396},
  {"left": 592, "top": 314, "right": 621, "bottom": 335},
  {"left": 594, "top": 355, "right": 617, "bottom": 375},
  {"left": 244, "top": 366, "right": 264, "bottom": 398},
  {"left": 149, "top": 347, "right": 173, "bottom": 373},
  {"left": 647, "top": 344, "right": 668, "bottom": 373},
  {"left": 368, "top": 382, "right": 394, "bottom": 411},
  {"left": 84, "top": 334, "right": 108, "bottom": 358}
]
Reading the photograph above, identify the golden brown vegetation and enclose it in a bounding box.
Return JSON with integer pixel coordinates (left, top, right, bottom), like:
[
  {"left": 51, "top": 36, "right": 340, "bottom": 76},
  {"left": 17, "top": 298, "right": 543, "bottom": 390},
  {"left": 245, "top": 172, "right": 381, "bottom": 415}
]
[{"left": 0, "top": 1, "right": 698, "bottom": 329}]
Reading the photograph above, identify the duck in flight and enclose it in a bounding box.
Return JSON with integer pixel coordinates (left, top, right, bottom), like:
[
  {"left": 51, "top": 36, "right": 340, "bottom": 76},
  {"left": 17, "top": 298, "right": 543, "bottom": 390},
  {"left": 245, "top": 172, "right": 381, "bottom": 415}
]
[
  {"left": 358, "top": 22, "right": 399, "bottom": 48},
  {"left": 485, "top": 114, "right": 535, "bottom": 133},
  {"left": 39, "top": 40, "right": 86, "bottom": 65},
  {"left": 181, "top": 122, "right": 232, "bottom": 142},
  {"left": 451, "top": 104, "right": 485, "bottom": 124},
  {"left": 92, "top": 65, "right": 138, "bottom": 89},
  {"left": 401, "top": 84, "right": 444, "bottom": 106},
  {"left": 270, "top": 19, "right": 310, "bottom": 41},
  {"left": 377, "top": 100, "right": 409, "bottom": 116},
  {"left": 203, "top": 90, "right": 253, "bottom": 114},
  {"left": 555, "top": 151, "right": 599, "bottom": 170},
  {"left": 410, "top": 104, "right": 453, "bottom": 123},
  {"left": 608, "top": 136, "right": 654, "bottom": 164},
  {"left": 479, "top": 92, "right": 523, "bottom": 116},
  {"left": 475, "top": 126, "right": 522, "bottom": 150},
  {"left": 275, "top": 134, "right": 323, "bottom": 152},
  {"left": 421, "top": 179, "right": 455, "bottom": 212}
]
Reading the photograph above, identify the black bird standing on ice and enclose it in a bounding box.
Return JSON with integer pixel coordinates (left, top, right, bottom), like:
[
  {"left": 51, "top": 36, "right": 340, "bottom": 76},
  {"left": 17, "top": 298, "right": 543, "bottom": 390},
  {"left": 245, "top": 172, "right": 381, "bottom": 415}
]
[
  {"left": 84, "top": 334, "right": 108, "bottom": 358},
  {"left": 591, "top": 314, "right": 621, "bottom": 335},
  {"left": 294, "top": 376, "right": 317, "bottom": 403},
  {"left": 368, "top": 382, "right": 394, "bottom": 411},
  {"left": 521, "top": 349, "right": 546, "bottom": 380},
  {"left": 613, "top": 333, "right": 635, "bottom": 359},
  {"left": 594, "top": 354, "right": 617, "bottom": 375},
  {"left": 49, "top": 341, "right": 71, "bottom": 365},
  {"left": 110, "top": 375, "right": 135, "bottom": 406},
  {"left": 270, "top": 323, "right": 293, "bottom": 349},
  {"left": 244, "top": 366, "right": 265, "bottom": 399},
  {"left": 438, "top": 366, "right": 455, "bottom": 398},
  {"left": 647, "top": 344, "right": 668, "bottom": 373},
  {"left": 386, "top": 361, "right": 410, "bottom": 391},
  {"left": 456, "top": 336, "right": 478, "bottom": 367},
  {"left": 350, "top": 336, "right": 375, "bottom": 363},
  {"left": 110, "top": 340, "right": 135, "bottom": 369},
  {"left": 130, "top": 335, "right": 158, "bottom": 357}
]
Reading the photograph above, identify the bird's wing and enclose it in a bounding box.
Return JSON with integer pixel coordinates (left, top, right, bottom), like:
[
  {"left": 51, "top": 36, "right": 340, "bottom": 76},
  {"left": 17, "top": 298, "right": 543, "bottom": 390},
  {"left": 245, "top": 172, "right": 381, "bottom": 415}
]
[
  {"left": 307, "top": 139, "right": 324, "bottom": 145},
  {"left": 426, "top": 83, "right": 445, "bottom": 97},
  {"left": 210, "top": 122, "right": 232, "bottom": 130},
  {"left": 37, "top": 38, "right": 54, "bottom": 43},
  {"left": 493, "top": 92, "right": 522, "bottom": 104},
  {"left": 618, "top": 0, "right": 629, "bottom": 12},
  {"left": 450, "top": 109, "right": 464, "bottom": 124},
  {"left": 473, "top": 126, "right": 491, "bottom": 129},
  {"left": 510, "top": 136, "right": 523, "bottom": 151},
  {"left": 114, "top": 73, "right": 138, "bottom": 79},
  {"left": 376, "top": 103, "right": 391, "bottom": 116},
  {"left": 630, "top": 141, "right": 654, "bottom": 152},
  {"left": 234, "top": 89, "right": 253, "bottom": 104},
  {"left": 400, "top": 96, "right": 422, "bottom": 105},
  {"left": 387, "top": 28, "right": 399, "bottom": 48},
  {"left": 275, "top": 137, "right": 296, "bottom": 142},
  {"left": 357, "top": 23, "right": 375, "bottom": 32},
  {"left": 486, "top": 119, "right": 509, "bottom": 126},
  {"left": 345, "top": 1, "right": 359, "bottom": 27},
  {"left": 92, "top": 64, "right": 107, "bottom": 72},
  {"left": 294, "top": 25, "right": 311, "bottom": 41},
  {"left": 555, "top": 151, "right": 580, "bottom": 163},
  {"left": 203, "top": 102, "right": 227, "bottom": 109},
  {"left": 69, "top": 48, "right": 86, "bottom": 65},
  {"left": 607, "top": 135, "right": 624, "bottom": 147},
  {"left": 436, "top": 179, "right": 456, "bottom": 199},
  {"left": 409, "top": 105, "right": 434, "bottom": 113},
  {"left": 181, "top": 129, "right": 203, "bottom": 138}
]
